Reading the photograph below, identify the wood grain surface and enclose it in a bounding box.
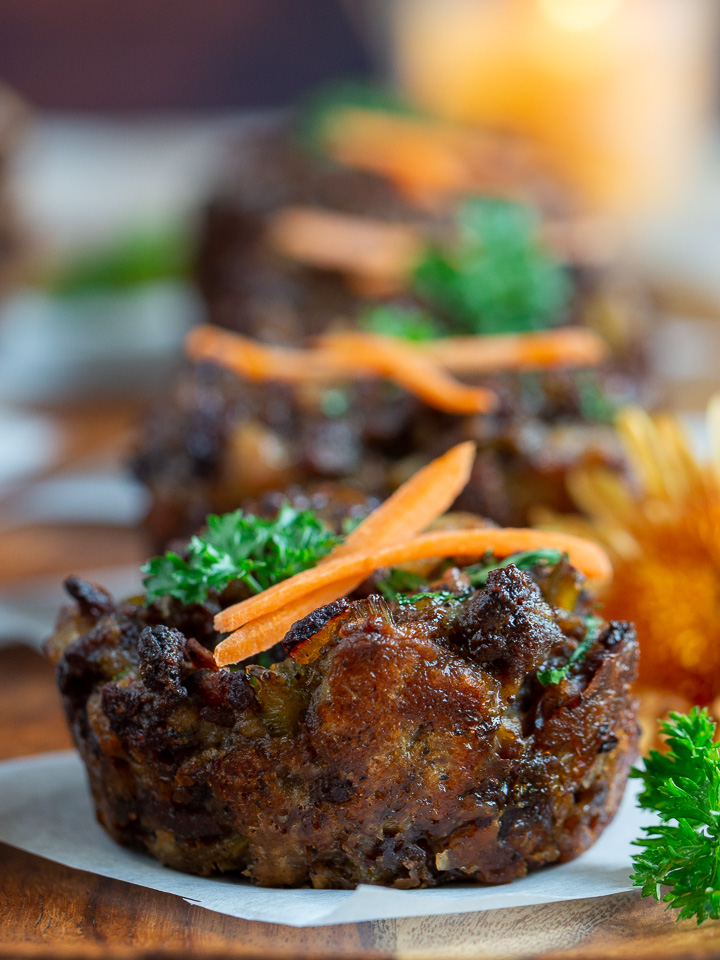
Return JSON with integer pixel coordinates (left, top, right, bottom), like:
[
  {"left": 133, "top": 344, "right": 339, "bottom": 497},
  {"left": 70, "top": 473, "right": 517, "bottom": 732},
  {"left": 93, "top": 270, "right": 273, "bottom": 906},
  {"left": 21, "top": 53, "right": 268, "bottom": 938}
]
[{"left": 2, "top": 646, "right": 720, "bottom": 960}]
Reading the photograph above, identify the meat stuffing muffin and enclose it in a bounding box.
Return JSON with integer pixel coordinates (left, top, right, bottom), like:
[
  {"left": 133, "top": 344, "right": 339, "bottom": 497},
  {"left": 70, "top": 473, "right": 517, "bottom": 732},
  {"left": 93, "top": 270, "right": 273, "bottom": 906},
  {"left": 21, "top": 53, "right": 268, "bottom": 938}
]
[
  {"left": 137, "top": 150, "right": 653, "bottom": 546},
  {"left": 133, "top": 334, "right": 632, "bottom": 547},
  {"left": 47, "top": 452, "right": 638, "bottom": 889}
]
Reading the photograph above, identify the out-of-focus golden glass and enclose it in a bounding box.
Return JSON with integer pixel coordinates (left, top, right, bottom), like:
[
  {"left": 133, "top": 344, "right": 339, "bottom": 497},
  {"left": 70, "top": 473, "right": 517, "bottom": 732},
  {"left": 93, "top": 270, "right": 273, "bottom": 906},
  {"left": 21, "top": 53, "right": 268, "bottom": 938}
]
[{"left": 391, "top": 0, "right": 717, "bottom": 211}]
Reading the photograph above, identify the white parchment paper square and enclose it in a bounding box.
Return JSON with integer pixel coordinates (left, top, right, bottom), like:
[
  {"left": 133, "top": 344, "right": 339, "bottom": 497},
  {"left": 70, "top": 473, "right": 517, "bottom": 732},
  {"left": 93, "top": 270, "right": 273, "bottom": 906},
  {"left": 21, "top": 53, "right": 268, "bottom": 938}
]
[{"left": 0, "top": 751, "right": 654, "bottom": 927}]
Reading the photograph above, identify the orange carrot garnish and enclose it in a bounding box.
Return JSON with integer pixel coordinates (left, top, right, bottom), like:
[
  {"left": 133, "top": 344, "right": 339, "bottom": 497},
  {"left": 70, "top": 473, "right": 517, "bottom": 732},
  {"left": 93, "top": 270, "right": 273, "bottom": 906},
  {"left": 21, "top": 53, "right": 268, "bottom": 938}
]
[
  {"left": 318, "top": 332, "right": 497, "bottom": 415},
  {"left": 190, "top": 323, "right": 604, "bottom": 382},
  {"left": 265, "top": 206, "right": 422, "bottom": 283},
  {"left": 322, "top": 108, "right": 478, "bottom": 197},
  {"left": 214, "top": 579, "right": 358, "bottom": 668},
  {"left": 420, "top": 328, "right": 608, "bottom": 372},
  {"left": 188, "top": 326, "right": 497, "bottom": 415},
  {"left": 214, "top": 441, "right": 476, "bottom": 667},
  {"left": 186, "top": 326, "right": 340, "bottom": 383},
  {"left": 213, "top": 527, "right": 612, "bottom": 664},
  {"left": 215, "top": 440, "right": 475, "bottom": 653},
  {"left": 187, "top": 325, "right": 606, "bottom": 417},
  {"left": 334, "top": 440, "right": 476, "bottom": 559}
]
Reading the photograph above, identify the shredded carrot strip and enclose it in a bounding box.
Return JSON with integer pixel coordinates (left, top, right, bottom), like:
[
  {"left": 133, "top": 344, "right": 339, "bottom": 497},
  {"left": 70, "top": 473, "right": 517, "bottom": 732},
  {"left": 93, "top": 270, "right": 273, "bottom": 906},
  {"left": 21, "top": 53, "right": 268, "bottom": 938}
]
[
  {"left": 187, "top": 326, "right": 497, "bottom": 415},
  {"left": 216, "top": 440, "right": 475, "bottom": 648},
  {"left": 186, "top": 326, "right": 340, "bottom": 383},
  {"left": 212, "top": 441, "right": 610, "bottom": 666},
  {"left": 213, "top": 527, "right": 612, "bottom": 659},
  {"left": 318, "top": 332, "right": 497, "bottom": 415},
  {"left": 212, "top": 443, "right": 475, "bottom": 666},
  {"left": 323, "top": 108, "right": 478, "bottom": 196},
  {"left": 420, "top": 328, "right": 608, "bottom": 372},
  {"left": 334, "top": 440, "right": 476, "bottom": 560},
  {"left": 214, "top": 528, "right": 611, "bottom": 665},
  {"left": 265, "top": 206, "right": 422, "bottom": 282},
  {"left": 190, "top": 324, "right": 604, "bottom": 381},
  {"left": 214, "top": 578, "right": 359, "bottom": 668},
  {"left": 216, "top": 441, "right": 475, "bottom": 666},
  {"left": 187, "top": 325, "right": 606, "bottom": 416}
]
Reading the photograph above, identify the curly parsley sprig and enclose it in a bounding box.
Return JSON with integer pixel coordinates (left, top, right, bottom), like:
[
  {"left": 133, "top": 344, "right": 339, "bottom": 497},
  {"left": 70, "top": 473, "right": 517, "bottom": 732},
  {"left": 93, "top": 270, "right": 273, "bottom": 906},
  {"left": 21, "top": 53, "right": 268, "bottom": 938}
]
[
  {"left": 537, "top": 613, "right": 603, "bottom": 687},
  {"left": 413, "top": 197, "right": 571, "bottom": 336},
  {"left": 631, "top": 708, "right": 720, "bottom": 924},
  {"left": 359, "top": 304, "right": 443, "bottom": 342},
  {"left": 142, "top": 505, "right": 341, "bottom": 605}
]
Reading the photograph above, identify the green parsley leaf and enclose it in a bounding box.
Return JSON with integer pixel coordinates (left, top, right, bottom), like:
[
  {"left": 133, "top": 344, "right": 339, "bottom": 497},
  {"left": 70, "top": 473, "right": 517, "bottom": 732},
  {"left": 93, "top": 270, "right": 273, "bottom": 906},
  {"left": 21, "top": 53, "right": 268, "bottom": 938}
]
[
  {"left": 377, "top": 549, "right": 564, "bottom": 603},
  {"left": 359, "top": 304, "right": 444, "bottom": 342},
  {"left": 320, "top": 387, "right": 352, "bottom": 418},
  {"left": 413, "top": 197, "right": 571, "bottom": 335},
  {"left": 631, "top": 708, "right": 720, "bottom": 924},
  {"left": 576, "top": 370, "right": 620, "bottom": 424},
  {"left": 375, "top": 567, "right": 429, "bottom": 601},
  {"left": 537, "top": 614, "right": 602, "bottom": 686},
  {"left": 142, "top": 505, "right": 341, "bottom": 605},
  {"left": 464, "top": 549, "right": 564, "bottom": 588},
  {"left": 49, "top": 225, "right": 190, "bottom": 297},
  {"left": 298, "top": 80, "right": 419, "bottom": 154},
  {"left": 395, "top": 590, "right": 469, "bottom": 608}
]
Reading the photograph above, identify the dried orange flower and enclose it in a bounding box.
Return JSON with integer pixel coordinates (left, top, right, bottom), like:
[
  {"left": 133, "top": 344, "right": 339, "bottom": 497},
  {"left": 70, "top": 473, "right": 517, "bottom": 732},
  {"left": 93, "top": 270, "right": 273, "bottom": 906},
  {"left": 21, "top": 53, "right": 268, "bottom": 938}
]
[{"left": 552, "top": 399, "right": 720, "bottom": 705}]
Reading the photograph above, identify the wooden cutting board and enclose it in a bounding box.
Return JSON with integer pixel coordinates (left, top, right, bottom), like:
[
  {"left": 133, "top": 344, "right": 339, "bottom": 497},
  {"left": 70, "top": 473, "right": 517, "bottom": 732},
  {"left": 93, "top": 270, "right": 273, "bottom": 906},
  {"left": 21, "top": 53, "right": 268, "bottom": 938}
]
[{"left": 2, "top": 646, "right": 720, "bottom": 960}]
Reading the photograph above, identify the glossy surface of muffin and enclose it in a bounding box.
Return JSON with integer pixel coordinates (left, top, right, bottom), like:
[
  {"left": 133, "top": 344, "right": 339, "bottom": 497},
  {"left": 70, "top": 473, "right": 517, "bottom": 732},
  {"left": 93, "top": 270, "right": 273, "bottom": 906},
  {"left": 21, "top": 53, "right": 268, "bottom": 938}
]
[{"left": 48, "top": 554, "right": 638, "bottom": 889}]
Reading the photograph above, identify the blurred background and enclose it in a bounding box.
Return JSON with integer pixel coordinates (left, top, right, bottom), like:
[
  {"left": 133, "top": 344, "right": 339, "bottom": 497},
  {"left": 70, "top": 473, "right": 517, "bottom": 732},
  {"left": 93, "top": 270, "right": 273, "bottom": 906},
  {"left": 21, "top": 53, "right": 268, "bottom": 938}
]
[{"left": 2, "top": 0, "right": 720, "bottom": 659}]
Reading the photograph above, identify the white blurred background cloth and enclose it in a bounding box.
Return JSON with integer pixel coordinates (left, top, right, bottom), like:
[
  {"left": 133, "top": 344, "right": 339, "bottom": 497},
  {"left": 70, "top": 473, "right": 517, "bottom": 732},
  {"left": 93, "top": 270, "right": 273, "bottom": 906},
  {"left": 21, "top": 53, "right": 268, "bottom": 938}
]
[{"left": 0, "top": 117, "right": 248, "bottom": 645}]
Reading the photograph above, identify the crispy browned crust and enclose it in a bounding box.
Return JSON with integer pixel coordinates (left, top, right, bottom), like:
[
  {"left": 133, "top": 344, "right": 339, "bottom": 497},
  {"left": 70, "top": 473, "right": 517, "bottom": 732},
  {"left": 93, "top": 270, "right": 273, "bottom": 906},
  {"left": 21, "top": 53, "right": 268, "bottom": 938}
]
[{"left": 48, "top": 562, "right": 638, "bottom": 889}]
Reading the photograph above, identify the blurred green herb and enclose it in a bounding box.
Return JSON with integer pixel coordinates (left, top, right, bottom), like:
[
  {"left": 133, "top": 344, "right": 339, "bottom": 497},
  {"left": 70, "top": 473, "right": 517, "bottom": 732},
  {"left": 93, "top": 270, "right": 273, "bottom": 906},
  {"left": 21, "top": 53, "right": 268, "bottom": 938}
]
[
  {"left": 631, "top": 708, "right": 720, "bottom": 924},
  {"left": 396, "top": 590, "right": 469, "bottom": 608},
  {"left": 413, "top": 197, "right": 571, "bottom": 335},
  {"left": 320, "top": 387, "right": 352, "bottom": 418},
  {"left": 359, "top": 304, "right": 444, "bottom": 342},
  {"left": 464, "top": 549, "right": 564, "bottom": 588},
  {"left": 340, "top": 514, "right": 365, "bottom": 536},
  {"left": 576, "top": 371, "right": 620, "bottom": 424},
  {"left": 49, "top": 226, "right": 190, "bottom": 297},
  {"left": 254, "top": 651, "right": 276, "bottom": 669},
  {"left": 537, "top": 614, "right": 602, "bottom": 686},
  {"left": 375, "top": 567, "right": 429, "bottom": 601},
  {"left": 298, "top": 80, "right": 419, "bottom": 154},
  {"left": 377, "top": 549, "right": 563, "bottom": 602},
  {"left": 142, "top": 504, "right": 341, "bottom": 605}
]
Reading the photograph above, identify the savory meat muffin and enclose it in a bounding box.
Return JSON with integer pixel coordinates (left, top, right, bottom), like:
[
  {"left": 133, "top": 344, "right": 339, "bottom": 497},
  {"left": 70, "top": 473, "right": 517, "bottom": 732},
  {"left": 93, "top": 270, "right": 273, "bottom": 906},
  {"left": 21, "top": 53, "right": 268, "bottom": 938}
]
[
  {"left": 196, "top": 115, "right": 420, "bottom": 341},
  {"left": 47, "top": 453, "right": 638, "bottom": 889},
  {"left": 137, "top": 159, "right": 652, "bottom": 547},
  {"left": 133, "top": 334, "right": 629, "bottom": 547}
]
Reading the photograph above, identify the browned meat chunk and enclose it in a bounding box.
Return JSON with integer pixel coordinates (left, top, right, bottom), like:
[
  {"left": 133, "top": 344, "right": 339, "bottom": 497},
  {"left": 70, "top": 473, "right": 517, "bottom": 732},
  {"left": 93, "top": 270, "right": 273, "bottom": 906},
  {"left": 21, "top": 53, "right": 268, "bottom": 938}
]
[{"left": 47, "top": 557, "right": 638, "bottom": 889}]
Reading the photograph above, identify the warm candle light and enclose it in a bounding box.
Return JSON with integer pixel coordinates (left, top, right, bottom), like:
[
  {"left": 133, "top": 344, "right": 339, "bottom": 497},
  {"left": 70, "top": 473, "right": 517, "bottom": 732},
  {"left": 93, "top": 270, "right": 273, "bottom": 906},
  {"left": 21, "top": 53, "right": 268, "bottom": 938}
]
[
  {"left": 392, "top": 0, "right": 716, "bottom": 212},
  {"left": 538, "top": 0, "right": 622, "bottom": 33}
]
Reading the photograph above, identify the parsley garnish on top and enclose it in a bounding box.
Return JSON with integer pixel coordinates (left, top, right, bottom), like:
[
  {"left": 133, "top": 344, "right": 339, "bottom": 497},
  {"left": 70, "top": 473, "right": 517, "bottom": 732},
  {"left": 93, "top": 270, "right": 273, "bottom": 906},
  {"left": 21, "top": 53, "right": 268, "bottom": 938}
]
[
  {"left": 359, "top": 304, "right": 443, "bottom": 343},
  {"left": 631, "top": 708, "right": 720, "bottom": 924},
  {"left": 142, "top": 505, "right": 341, "bottom": 605},
  {"left": 376, "top": 549, "right": 563, "bottom": 603},
  {"left": 537, "top": 614, "right": 602, "bottom": 687},
  {"left": 464, "top": 548, "right": 563, "bottom": 588},
  {"left": 395, "top": 589, "right": 470, "bottom": 608},
  {"left": 298, "top": 79, "right": 419, "bottom": 154},
  {"left": 414, "top": 197, "right": 571, "bottom": 336}
]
